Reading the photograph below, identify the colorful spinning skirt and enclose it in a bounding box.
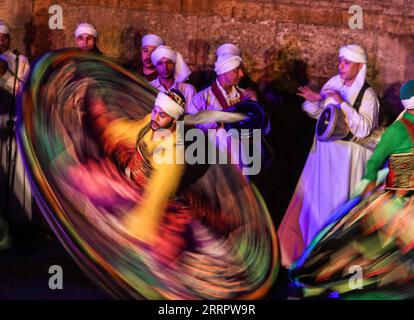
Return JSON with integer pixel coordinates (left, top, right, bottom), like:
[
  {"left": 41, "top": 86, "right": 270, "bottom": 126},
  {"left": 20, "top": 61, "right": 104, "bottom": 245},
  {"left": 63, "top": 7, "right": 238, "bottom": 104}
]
[
  {"left": 290, "top": 188, "right": 414, "bottom": 300},
  {"left": 17, "top": 49, "right": 279, "bottom": 299}
]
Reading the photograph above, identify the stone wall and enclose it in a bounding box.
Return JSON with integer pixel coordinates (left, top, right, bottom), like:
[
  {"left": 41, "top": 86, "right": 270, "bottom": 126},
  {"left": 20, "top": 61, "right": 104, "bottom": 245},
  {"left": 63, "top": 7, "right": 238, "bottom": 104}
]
[
  {"left": 2, "top": 0, "right": 414, "bottom": 221},
  {"left": 0, "top": 0, "right": 32, "bottom": 53},
  {"left": 2, "top": 0, "right": 414, "bottom": 99}
]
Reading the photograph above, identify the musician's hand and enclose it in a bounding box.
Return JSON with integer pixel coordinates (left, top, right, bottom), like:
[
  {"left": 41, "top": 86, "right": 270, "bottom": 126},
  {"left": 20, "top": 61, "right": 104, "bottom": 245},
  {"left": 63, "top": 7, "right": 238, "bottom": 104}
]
[
  {"left": 240, "top": 88, "right": 258, "bottom": 101},
  {"left": 297, "top": 86, "right": 322, "bottom": 103},
  {"left": 362, "top": 181, "right": 376, "bottom": 199},
  {"left": 0, "top": 60, "right": 8, "bottom": 76},
  {"left": 324, "top": 90, "right": 344, "bottom": 104}
]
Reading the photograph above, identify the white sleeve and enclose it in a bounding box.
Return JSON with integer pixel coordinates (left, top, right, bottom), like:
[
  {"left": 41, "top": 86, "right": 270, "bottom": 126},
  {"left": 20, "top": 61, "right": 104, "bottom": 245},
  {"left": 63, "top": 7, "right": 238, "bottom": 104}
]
[
  {"left": 339, "top": 87, "right": 379, "bottom": 138},
  {"left": 187, "top": 91, "right": 204, "bottom": 115},
  {"left": 0, "top": 56, "right": 30, "bottom": 94},
  {"left": 187, "top": 91, "right": 218, "bottom": 131},
  {"left": 302, "top": 100, "right": 323, "bottom": 119},
  {"left": 184, "top": 84, "right": 197, "bottom": 113},
  {"left": 0, "top": 69, "right": 15, "bottom": 93},
  {"left": 17, "top": 56, "right": 30, "bottom": 92},
  {"left": 16, "top": 56, "right": 30, "bottom": 81},
  {"left": 149, "top": 79, "right": 158, "bottom": 90},
  {"left": 301, "top": 76, "right": 339, "bottom": 119}
]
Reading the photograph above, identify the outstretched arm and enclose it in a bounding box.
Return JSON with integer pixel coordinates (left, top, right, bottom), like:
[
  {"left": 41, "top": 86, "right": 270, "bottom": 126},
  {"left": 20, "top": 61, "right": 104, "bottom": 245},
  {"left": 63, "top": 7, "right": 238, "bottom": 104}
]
[
  {"left": 298, "top": 86, "right": 324, "bottom": 119},
  {"left": 121, "top": 144, "right": 185, "bottom": 245},
  {"left": 88, "top": 95, "right": 151, "bottom": 155},
  {"left": 361, "top": 122, "right": 405, "bottom": 197}
]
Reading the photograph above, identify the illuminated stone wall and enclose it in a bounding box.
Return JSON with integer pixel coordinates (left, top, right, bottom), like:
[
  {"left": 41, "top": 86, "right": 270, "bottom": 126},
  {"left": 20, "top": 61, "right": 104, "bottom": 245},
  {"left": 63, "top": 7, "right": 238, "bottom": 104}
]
[{"left": 2, "top": 0, "right": 414, "bottom": 98}]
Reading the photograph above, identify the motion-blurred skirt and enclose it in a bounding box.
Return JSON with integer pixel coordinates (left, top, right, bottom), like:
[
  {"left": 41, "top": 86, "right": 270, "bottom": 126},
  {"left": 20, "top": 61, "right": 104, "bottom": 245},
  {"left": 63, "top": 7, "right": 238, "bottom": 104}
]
[
  {"left": 290, "top": 188, "right": 414, "bottom": 299},
  {"left": 17, "top": 49, "right": 279, "bottom": 299}
]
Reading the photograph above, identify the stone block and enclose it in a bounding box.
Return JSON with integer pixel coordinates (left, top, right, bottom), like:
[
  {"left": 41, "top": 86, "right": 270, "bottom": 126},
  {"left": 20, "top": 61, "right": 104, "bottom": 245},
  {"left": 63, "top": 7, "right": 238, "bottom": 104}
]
[{"left": 119, "top": 0, "right": 180, "bottom": 13}]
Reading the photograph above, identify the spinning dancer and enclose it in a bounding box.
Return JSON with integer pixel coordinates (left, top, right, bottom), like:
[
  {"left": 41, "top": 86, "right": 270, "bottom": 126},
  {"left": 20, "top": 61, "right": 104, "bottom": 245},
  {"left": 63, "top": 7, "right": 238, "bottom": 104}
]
[{"left": 19, "top": 50, "right": 278, "bottom": 299}]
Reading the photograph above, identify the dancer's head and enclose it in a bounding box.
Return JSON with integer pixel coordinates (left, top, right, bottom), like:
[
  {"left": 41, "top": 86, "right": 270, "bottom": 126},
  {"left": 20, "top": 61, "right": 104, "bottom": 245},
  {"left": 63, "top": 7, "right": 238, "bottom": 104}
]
[{"left": 151, "top": 90, "right": 185, "bottom": 131}]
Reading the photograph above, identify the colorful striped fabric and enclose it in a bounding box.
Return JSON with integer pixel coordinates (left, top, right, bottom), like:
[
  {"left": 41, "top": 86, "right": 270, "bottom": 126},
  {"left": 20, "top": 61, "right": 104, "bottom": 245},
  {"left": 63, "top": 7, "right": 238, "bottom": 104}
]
[
  {"left": 291, "top": 182, "right": 414, "bottom": 299},
  {"left": 17, "top": 49, "right": 279, "bottom": 299}
]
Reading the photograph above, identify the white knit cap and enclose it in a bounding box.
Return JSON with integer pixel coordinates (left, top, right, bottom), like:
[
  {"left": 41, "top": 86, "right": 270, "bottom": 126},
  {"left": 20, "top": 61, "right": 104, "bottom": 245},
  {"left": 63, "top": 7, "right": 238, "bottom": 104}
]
[
  {"left": 151, "top": 45, "right": 176, "bottom": 64},
  {"left": 142, "top": 34, "right": 165, "bottom": 47},
  {"left": 154, "top": 92, "right": 184, "bottom": 120},
  {"left": 214, "top": 54, "right": 243, "bottom": 75},
  {"left": 216, "top": 43, "right": 241, "bottom": 57},
  {"left": 151, "top": 45, "right": 191, "bottom": 83},
  {"left": 400, "top": 80, "right": 414, "bottom": 110},
  {"left": 0, "top": 20, "right": 10, "bottom": 35},
  {"left": 402, "top": 97, "right": 414, "bottom": 110},
  {"left": 74, "top": 23, "right": 98, "bottom": 38},
  {"left": 339, "top": 44, "right": 367, "bottom": 64}
]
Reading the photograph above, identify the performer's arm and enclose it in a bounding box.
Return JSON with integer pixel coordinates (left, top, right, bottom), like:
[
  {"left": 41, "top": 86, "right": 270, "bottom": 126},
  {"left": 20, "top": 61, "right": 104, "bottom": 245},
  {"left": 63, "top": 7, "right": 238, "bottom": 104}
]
[
  {"left": 363, "top": 122, "right": 404, "bottom": 181},
  {"left": 300, "top": 76, "right": 344, "bottom": 119},
  {"left": 122, "top": 143, "right": 185, "bottom": 244},
  {"left": 88, "top": 95, "right": 151, "bottom": 153},
  {"left": 240, "top": 87, "right": 258, "bottom": 102},
  {"left": 0, "top": 56, "right": 30, "bottom": 94},
  {"left": 16, "top": 56, "right": 30, "bottom": 92},
  {"left": 188, "top": 92, "right": 219, "bottom": 131},
  {"left": 187, "top": 91, "right": 204, "bottom": 115},
  {"left": 339, "top": 88, "right": 380, "bottom": 138},
  {"left": 302, "top": 100, "right": 323, "bottom": 119},
  {"left": 183, "top": 83, "right": 197, "bottom": 113},
  {"left": 0, "top": 60, "right": 16, "bottom": 93},
  {"left": 101, "top": 115, "right": 151, "bottom": 154},
  {"left": 298, "top": 86, "right": 324, "bottom": 119},
  {"left": 0, "top": 70, "right": 14, "bottom": 93}
]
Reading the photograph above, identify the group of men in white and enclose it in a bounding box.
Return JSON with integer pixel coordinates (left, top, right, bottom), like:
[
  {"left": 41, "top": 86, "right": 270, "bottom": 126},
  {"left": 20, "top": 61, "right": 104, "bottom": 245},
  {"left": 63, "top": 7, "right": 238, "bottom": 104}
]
[
  {"left": 0, "top": 19, "right": 386, "bottom": 271},
  {"left": 0, "top": 21, "right": 259, "bottom": 246}
]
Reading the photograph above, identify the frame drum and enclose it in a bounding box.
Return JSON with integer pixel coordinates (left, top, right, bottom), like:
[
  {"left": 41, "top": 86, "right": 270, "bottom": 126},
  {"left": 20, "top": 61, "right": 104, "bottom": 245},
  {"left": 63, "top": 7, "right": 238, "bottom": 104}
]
[
  {"left": 316, "top": 104, "right": 350, "bottom": 142},
  {"left": 224, "top": 100, "right": 266, "bottom": 138},
  {"left": 316, "top": 104, "right": 385, "bottom": 150}
]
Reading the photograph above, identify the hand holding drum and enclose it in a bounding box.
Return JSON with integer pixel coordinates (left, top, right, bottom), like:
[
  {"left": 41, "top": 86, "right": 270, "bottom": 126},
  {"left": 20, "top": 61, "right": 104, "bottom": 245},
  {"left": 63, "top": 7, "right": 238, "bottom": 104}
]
[
  {"left": 223, "top": 100, "right": 268, "bottom": 137},
  {"left": 323, "top": 89, "right": 344, "bottom": 104},
  {"left": 240, "top": 88, "right": 258, "bottom": 102},
  {"left": 316, "top": 103, "right": 385, "bottom": 151}
]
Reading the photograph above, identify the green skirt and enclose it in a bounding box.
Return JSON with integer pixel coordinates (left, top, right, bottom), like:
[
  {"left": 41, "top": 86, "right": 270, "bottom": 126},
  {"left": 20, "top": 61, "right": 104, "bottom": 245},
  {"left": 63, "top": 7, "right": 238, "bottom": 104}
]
[{"left": 290, "top": 188, "right": 414, "bottom": 300}]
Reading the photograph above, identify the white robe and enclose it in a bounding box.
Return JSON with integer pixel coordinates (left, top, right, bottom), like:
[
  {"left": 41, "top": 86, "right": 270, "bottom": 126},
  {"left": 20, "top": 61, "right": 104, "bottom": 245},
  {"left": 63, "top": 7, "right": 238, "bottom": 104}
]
[
  {"left": 278, "top": 71, "right": 380, "bottom": 267},
  {"left": 0, "top": 49, "right": 30, "bottom": 93},
  {"left": 188, "top": 81, "right": 260, "bottom": 175},
  {"left": 0, "top": 49, "right": 32, "bottom": 222},
  {"left": 188, "top": 80, "right": 243, "bottom": 126},
  {"left": 150, "top": 77, "right": 196, "bottom": 113}
]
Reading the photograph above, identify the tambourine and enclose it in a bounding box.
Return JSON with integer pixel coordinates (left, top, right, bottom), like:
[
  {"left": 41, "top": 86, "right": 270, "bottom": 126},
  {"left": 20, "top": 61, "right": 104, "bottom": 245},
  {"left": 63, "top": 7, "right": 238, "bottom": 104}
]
[
  {"left": 316, "top": 104, "right": 349, "bottom": 142},
  {"left": 224, "top": 100, "right": 267, "bottom": 138},
  {"left": 17, "top": 49, "right": 279, "bottom": 299},
  {"left": 316, "top": 104, "right": 385, "bottom": 151}
]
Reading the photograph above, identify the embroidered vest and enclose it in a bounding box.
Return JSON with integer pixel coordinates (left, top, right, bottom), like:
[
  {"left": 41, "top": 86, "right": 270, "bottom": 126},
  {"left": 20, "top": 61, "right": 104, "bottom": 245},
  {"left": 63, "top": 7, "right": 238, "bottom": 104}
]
[{"left": 386, "top": 118, "right": 414, "bottom": 190}]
